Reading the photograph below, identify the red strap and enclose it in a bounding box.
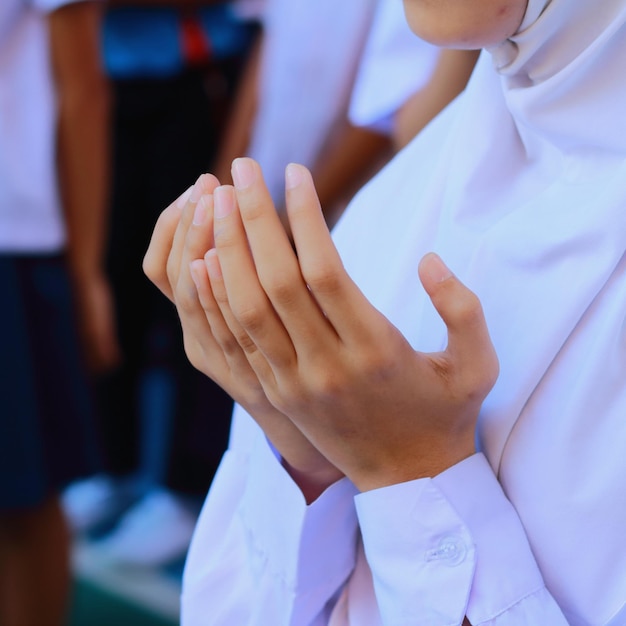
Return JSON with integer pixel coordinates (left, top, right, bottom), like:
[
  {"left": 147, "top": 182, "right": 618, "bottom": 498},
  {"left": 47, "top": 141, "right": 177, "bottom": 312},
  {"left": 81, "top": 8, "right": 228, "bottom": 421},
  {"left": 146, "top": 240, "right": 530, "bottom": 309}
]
[{"left": 180, "top": 15, "right": 212, "bottom": 65}]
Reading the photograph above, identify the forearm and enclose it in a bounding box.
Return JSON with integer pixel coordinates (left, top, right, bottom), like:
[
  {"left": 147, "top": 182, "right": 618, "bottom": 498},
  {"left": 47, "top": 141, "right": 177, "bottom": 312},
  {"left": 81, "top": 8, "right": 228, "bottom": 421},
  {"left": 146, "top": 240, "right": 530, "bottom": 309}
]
[
  {"left": 50, "top": 1, "right": 111, "bottom": 281},
  {"left": 210, "top": 33, "right": 262, "bottom": 185},
  {"left": 311, "top": 123, "right": 392, "bottom": 229},
  {"left": 393, "top": 48, "right": 479, "bottom": 150}
]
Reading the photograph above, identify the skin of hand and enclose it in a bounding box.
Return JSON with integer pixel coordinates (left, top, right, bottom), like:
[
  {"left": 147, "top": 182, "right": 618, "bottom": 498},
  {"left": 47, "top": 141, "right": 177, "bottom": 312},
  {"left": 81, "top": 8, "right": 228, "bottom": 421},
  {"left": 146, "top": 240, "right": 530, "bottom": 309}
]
[
  {"left": 199, "top": 157, "right": 499, "bottom": 492},
  {"left": 50, "top": 1, "right": 120, "bottom": 372},
  {"left": 143, "top": 175, "right": 343, "bottom": 503}
]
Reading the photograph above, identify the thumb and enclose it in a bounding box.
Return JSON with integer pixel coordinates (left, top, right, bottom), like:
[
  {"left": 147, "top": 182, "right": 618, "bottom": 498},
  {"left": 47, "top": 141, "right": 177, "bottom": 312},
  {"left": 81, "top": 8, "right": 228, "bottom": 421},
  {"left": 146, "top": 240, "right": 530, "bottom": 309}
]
[{"left": 418, "top": 253, "right": 499, "bottom": 390}]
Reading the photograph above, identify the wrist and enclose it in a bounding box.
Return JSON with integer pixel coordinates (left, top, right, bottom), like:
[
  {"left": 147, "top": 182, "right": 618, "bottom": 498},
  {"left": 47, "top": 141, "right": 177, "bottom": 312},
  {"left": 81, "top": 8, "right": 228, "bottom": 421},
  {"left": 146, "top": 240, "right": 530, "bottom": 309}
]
[
  {"left": 353, "top": 442, "right": 476, "bottom": 493},
  {"left": 281, "top": 456, "right": 344, "bottom": 504}
]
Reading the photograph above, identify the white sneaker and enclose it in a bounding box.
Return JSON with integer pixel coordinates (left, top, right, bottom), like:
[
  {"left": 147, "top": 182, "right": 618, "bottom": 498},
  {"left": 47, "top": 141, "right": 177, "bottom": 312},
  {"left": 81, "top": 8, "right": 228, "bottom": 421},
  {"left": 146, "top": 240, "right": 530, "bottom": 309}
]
[
  {"left": 95, "top": 489, "right": 198, "bottom": 567},
  {"left": 62, "top": 474, "right": 127, "bottom": 534}
]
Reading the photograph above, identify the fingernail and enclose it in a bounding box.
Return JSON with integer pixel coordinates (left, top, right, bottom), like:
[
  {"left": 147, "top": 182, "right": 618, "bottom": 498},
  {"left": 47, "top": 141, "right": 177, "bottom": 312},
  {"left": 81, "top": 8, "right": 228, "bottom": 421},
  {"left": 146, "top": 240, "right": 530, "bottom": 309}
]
[
  {"left": 190, "top": 174, "right": 206, "bottom": 203},
  {"left": 423, "top": 253, "right": 453, "bottom": 283},
  {"left": 193, "top": 195, "right": 210, "bottom": 225},
  {"left": 232, "top": 158, "right": 256, "bottom": 190},
  {"left": 205, "top": 249, "right": 222, "bottom": 280},
  {"left": 285, "top": 163, "right": 304, "bottom": 189},
  {"left": 214, "top": 186, "right": 234, "bottom": 219},
  {"left": 189, "top": 260, "right": 203, "bottom": 288},
  {"left": 175, "top": 185, "right": 194, "bottom": 209}
]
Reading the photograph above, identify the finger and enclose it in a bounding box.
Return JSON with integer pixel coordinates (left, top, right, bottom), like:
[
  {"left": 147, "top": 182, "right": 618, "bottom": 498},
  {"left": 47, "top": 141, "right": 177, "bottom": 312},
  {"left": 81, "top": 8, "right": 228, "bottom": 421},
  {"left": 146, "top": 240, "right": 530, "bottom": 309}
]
[
  {"left": 418, "top": 252, "right": 499, "bottom": 391},
  {"left": 167, "top": 173, "right": 220, "bottom": 294},
  {"left": 175, "top": 193, "right": 216, "bottom": 314},
  {"left": 143, "top": 184, "right": 193, "bottom": 301},
  {"left": 230, "top": 158, "right": 336, "bottom": 354},
  {"left": 213, "top": 184, "right": 296, "bottom": 370},
  {"left": 285, "top": 163, "right": 384, "bottom": 342},
  {"left": 187, "top": 257, "right": 237, "bottom": 375},
  {"left": 201, "top": 250, "right": 277, "bottom": 389},
  {"left": 192, "top": 253, "right": 244, "bottom": 366}
]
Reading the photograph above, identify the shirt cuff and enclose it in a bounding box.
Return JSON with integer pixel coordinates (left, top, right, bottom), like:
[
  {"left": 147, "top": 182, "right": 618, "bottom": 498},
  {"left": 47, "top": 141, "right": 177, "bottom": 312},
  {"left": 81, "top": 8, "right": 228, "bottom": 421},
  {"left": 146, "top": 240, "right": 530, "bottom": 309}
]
[
  {"left": 355, "top": 453, "right": 546, "bottom": 625},
  {"left": 240, "top": 433, "right": 360, "bottom": 620}
]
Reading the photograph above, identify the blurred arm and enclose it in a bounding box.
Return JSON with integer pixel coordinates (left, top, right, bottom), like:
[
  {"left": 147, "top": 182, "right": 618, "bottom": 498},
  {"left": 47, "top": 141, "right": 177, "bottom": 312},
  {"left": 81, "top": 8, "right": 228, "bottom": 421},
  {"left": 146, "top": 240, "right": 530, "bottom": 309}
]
[
  {"left": 50, "top": 0, "right": 119, "bottom": 370},
  {"left": 210, "top": 32, "right": 262, "bottom": 186},
  {"left": 310, "top": 122, "right": 392, "bottom": 230},
  {"left": 393, "top": 48, "right": 479, "bottom": 150}
]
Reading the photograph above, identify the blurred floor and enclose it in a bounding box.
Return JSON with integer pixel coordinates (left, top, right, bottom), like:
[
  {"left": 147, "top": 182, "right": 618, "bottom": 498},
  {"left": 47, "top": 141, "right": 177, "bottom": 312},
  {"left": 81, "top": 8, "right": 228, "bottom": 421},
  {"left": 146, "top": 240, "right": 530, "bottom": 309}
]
[{"left": 67, "top": 538, "right": 182, "bottom": 626}]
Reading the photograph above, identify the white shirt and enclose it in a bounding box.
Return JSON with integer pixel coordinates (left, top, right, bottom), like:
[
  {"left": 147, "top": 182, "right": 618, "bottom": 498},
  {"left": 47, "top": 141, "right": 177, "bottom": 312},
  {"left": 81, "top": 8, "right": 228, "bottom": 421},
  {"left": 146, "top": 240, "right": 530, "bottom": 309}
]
[
  {"left": 246, "top": 0, "right": 378, "bottom": 204},
  {"left": 0, "top": 0, "right": 84, "bottom": 252}
]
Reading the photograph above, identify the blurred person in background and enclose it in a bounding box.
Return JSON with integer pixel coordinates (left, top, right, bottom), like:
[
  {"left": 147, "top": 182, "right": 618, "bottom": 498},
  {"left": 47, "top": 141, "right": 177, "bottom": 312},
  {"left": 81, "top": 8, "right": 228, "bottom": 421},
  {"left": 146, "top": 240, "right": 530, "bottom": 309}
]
[
  {"left": 0, "top": 0, "right": 116, "bottom": 624},
  {"left": 62, "top": 0, "right": 261, "bottom": 568},
  {"left": 213, "top": 0, "right": 477, "bottom": 237},
  {"left": 347, "top": 0, "right": 479, "bottom": 152},
  {"left": 211, "top": 0, "right": 383, "bottom": 233}
]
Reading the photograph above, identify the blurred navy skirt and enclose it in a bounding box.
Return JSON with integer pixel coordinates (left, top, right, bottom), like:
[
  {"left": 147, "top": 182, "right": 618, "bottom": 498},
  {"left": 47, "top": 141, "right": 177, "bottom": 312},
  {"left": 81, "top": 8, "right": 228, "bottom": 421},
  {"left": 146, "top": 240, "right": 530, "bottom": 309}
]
[{"left": 0, "top": 254, "right": 102, "bottom": 510}]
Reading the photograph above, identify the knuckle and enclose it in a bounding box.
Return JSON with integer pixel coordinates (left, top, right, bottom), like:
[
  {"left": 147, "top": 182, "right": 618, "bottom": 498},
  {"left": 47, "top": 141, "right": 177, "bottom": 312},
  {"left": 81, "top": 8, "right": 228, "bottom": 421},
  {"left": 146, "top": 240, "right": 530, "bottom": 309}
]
[
  {"left": 232, "top": 300, "right": 266, "bottom": 334},
  {"left": 237, "top": 192, "right": 266, "bottom": 222},
  {"left": 268, "top": 383, "right": 305, "bottom": 415},
  {"left": 213, "top": 226, "right": 238, "bottom": 250},
  {"left": 235, "top": 329, "right": 259, "bottom": 355},
  {"left": 309, "top": 367, "right": 344, "bottom": 401},
  {"left": 218, "top": 331, "right": 241, "bottom": 357},
  {"left": 212, "top": 283, "right": 229, "bottom": 306},
  {"left": 182, "top": 336, "right": 206, "bottom": 374},
  {"left": 142, "top": 253, "right": 157, "bottom": 282},
  {"left": 302, "top": 263, "right": 342, "bottom": 295},
  {"left": 467, "top": 358, "right": 499, "bottom": 398},
  {"left": 452, "top": 291, "right": 483, "bottom": 326},
  {"left": 175, "top": 281, "right": 199, "bottom": 314},
  {"left": 454, "top": 367, "right": 497, "bottom": 407},
  {"left": 354, "top": 332, "right": 404, "bottom": 382},
  {"left": 263, "top": 272, "right": 299, "bottom": 308}
]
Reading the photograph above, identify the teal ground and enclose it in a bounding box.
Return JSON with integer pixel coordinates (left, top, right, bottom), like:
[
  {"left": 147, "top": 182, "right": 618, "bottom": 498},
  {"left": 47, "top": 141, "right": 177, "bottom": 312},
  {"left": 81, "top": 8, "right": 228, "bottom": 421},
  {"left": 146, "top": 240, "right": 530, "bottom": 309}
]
[{"left": 67, "top": 539, "right": 181, "bottom": 626}]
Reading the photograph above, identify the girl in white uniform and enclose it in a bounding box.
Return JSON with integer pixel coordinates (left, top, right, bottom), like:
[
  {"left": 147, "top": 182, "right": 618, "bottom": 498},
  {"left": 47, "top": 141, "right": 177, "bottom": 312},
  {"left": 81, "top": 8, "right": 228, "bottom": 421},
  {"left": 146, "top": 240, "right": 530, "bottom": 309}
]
[{"left": 145, "top": 0, "right": 626, "bottom": 624}]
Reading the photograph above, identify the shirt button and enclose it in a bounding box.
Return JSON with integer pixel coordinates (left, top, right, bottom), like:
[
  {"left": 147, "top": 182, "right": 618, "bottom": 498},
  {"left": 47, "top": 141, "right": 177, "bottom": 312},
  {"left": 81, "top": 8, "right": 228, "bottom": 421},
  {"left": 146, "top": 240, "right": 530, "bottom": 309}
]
[{"left": 425, "top": 535, "right": 467, "bottom": 567}]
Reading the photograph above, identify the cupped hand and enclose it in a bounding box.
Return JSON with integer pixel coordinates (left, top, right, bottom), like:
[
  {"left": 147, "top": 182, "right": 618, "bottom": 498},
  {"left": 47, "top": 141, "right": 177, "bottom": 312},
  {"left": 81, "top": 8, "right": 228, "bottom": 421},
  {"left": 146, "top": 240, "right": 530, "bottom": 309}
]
[
  {"left": 143, "top": 173, "right": 343, "bottom": 501},
  {"left": 207, "top": 158, "right": 499, "bottom": 492}
]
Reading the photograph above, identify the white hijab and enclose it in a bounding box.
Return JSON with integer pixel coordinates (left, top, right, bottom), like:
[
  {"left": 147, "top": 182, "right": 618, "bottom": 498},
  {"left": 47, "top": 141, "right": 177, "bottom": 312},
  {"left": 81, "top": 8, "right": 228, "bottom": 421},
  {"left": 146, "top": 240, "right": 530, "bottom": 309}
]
[{"left": 332, "top": 0, "right": 626, "bottom": 623}]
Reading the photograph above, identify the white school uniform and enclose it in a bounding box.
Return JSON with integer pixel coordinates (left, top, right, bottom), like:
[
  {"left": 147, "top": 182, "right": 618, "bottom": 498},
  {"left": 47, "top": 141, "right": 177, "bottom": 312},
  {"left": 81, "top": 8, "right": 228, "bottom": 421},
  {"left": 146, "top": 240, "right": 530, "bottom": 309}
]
[
  {"left": 246, "top": 0, "right": 379, "bottom": 204},
  {"left": 0, "top": 0, "right": 85, "bottom": 252},
  {"left": 348, "top": 0, "right": 441, "bottom": 134},
  {"left": 182, "top": 0, "right": 626, "bottom": 624}
]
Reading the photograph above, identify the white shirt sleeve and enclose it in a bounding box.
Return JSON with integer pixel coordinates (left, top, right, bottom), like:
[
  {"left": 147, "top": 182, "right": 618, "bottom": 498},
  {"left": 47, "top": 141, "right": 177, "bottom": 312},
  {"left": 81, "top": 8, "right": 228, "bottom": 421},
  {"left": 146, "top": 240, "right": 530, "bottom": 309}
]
[
  {"left": 354, "top": 453, "right": 571, "bottom": 625},
  {"left": 181, "top": 410, "right": 360, "bottom": 626},
  {"left": 183, "top": 408, "right": 570, "bottom": 625}
]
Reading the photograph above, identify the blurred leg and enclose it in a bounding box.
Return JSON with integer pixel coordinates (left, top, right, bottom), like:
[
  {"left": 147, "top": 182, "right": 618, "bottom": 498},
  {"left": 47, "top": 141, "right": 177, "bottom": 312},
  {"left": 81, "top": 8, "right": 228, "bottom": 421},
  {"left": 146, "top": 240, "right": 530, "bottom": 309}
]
[{"left": 0, "top": 495, "right": 71, "bottom": 626}]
